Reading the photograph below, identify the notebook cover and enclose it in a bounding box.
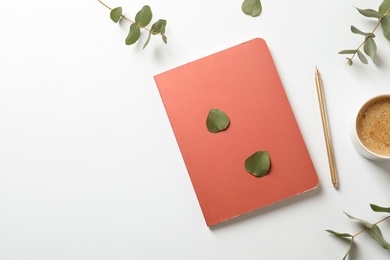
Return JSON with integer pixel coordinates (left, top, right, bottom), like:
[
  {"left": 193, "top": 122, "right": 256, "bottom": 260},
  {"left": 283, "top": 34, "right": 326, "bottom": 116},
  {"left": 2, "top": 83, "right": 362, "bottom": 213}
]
[{"left": 154, "top": 38, "right": 319, "bottom": 226}]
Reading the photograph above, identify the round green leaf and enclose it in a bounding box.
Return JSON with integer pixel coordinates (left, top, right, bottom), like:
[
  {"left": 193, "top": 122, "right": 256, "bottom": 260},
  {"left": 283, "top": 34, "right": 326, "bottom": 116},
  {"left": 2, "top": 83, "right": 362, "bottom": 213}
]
[
  {"left": 151, "top": 19, "right": 167, "bottom": 35},
  {"left": 245, "top": 151, "right": 270, "bottom": 177},
  {"left": 125, "top": 24, "right": 140, "bottom": 45},
  {"left": 242, "top": 0, "right": 262, "bottom": 17},
  {"left": 135, "top": 5, "right": 153, "bottom": 27},
  {"left": 143, "top": 19, "right": 168, "bottom": 48},
  {"left": 206, "top": 109, "right": 230, "bottom": 133},
  {"left": 110, "top": 7, "right": 122, "bottom": 23}
]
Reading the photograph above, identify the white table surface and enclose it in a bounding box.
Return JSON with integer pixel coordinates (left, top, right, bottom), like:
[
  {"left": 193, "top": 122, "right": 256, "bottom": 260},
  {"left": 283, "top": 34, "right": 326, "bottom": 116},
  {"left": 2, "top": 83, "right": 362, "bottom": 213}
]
[{"left": 1, "top": 0, "right": 390, "bottom": 259}]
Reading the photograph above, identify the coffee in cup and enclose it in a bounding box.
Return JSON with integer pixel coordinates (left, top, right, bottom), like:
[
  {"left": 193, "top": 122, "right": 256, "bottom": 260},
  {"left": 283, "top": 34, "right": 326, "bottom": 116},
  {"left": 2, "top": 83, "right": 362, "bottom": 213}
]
[{"left": 351, "top": 95, "right": 390, "bottom": 160}]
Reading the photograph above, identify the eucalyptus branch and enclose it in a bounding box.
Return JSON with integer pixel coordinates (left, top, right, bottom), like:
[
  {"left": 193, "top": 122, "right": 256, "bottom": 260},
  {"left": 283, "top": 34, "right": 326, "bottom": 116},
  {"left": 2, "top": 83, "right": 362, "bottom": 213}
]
[
  {"left": 352, "top": 215, "right": 390, "bottom": 238},
  {"left": 351, "top": 9, "right": 390, "bottom": 63},
  {"left": 339, "top": 0, "right": 390, "bottom": 65},
  {"left": 326, "top": 204, "right": 390, "bottom": 259},
  {"left": 347, "top": 9, "right": 390, "bottom": 62},
  {"left": 98, "top": 0, "right": 167, "bottom": 49}
]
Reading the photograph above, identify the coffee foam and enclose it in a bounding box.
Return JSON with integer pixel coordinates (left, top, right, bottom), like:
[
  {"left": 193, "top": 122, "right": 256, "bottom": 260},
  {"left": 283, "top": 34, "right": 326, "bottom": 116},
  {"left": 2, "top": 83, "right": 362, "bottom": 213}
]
[{"left": 356, "top": 96, "right": 390, "bottom": 156}]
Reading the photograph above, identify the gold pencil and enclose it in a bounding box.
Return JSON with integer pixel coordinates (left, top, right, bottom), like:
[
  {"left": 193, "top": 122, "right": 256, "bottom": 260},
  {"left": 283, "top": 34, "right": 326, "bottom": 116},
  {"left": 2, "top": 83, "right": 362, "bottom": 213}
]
[{"left": 315, "top": 67, "right": 339, "bottom": 188}]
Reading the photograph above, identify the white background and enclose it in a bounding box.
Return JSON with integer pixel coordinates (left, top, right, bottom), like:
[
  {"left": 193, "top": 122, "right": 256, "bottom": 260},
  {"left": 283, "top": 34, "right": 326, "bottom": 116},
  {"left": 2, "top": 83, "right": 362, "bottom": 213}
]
[{"left": 1, "top": 0, "right": 390, "bottom": 259}]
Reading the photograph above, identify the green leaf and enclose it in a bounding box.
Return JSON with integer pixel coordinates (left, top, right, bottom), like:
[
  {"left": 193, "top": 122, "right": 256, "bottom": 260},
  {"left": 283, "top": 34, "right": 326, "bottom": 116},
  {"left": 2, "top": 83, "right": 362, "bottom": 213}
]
[
  {"left": 344, "top": 212, "right": 373, "bottom": 228},
  {"left": 326, "top": 230, "right": 354, "bottom": 259},
  {"left": 325, "top": 230, "right": 353, "bottom": 238},
  {"left": 346, "top": 58, "right": 353, "bottom": 66},
  {"left": 125, "top": 24, "right": 141, "bottom": 45},
  {"left": 242, "top": 0, "right": 262, "bottom": 17},
  {"left": 357, "top": 50, "right": 368, "bottom": 64},
  {"left": 151, "top": 19, "right": 168, "bottom": 44},
  {"left": 135, "top": 5, "right": 153, "bottom": 27},
  {"left": 351, "top": 26, "right": 376, "bottom": 37},
  {"left": 364, "top": 37, "right": 377, "bottom": 62},
  {"left": 143, "top": 32, "right": 152, "bottom": 49},
  {"left": 370, "top": 204, "right": 390, "bottom": 213},
  {"left": 245, "top": 151, "right": 271, "bottom": 177},
  {"left": 355, "top": 7, "right": 384, "bottom": 18},
  {"left": 162, "top": 35, "right": 168, "bottom": 44},
  {"left": 339, "top": 49, "right": 357, "bottom": 54},
  {"left": 143, "top": 20, "right": 168, "bottom": 48},
  {"left": 369, "top": 224, "right": 390, "bottom": 249},
  {"left": 206, "top": 109, "right": 230, "bottom": 133},
  {"left": 381, "top": 16, "right": 390, "bottom": 41},
  {"left": 110, "top": 7, "right": 122, "bottom": 23},
  {"left": 151, "top": 19, "right": 167, "bottom": 35},
  {"left": 343, "top": 238, "right": 355, "bottom": 260},
  {"left": 379, "top": 0, "right": 390, "bottom": 15}
]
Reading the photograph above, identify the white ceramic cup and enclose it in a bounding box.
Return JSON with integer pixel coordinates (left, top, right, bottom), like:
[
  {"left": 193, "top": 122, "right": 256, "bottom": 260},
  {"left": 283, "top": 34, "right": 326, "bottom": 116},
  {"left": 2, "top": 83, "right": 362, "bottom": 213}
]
[{"left": 350, "top": 95, "right": 390, "bottom": 161}]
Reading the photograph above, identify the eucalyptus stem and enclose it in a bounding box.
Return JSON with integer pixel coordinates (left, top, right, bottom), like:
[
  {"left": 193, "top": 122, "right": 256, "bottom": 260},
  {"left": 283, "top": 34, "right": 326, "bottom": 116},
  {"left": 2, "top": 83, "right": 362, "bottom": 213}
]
[
  {"left": 98, "top": 0, "right": 152, "bottom": 33},
  {"left": 327, "top": 204, "right": 390, "bottom": 259},
  {"left": 348, "top": 7, "right": 390, "bottom": 62},
  {"left": 352, "top": 215, "right": 390, "bottom": 238},
  {"left": 99, "top": 0, "right": 167, "bottom": 48},
  {"left": 98, "top": 0, "right": 112, "bottom": 11}
]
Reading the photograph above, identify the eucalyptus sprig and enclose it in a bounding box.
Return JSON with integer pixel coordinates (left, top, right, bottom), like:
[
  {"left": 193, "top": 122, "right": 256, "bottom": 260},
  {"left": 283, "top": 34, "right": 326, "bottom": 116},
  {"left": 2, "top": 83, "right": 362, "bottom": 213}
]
[
  {"left": 326, "top": 204, "right": 390, "bottom": 259},
  {"left": 339, "top": 0, "right": 390, "bottom": 65},
  {"left": 98, "top": 0, "right": 167, "bottom": 49}
]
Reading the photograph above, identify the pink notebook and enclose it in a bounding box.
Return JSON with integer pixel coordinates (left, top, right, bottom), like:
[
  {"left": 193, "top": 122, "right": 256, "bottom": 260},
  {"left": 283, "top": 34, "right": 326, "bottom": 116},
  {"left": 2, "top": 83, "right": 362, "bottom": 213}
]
[{"left": 154, "top": 38, "right": 319, "bottom": 226}]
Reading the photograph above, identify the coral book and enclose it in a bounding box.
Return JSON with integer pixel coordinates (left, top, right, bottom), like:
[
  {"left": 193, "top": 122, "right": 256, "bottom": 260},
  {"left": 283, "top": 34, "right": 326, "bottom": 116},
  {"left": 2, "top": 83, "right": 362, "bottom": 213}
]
[{"left": 154, "top": 38, "right": 319, "bottom": 227}]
